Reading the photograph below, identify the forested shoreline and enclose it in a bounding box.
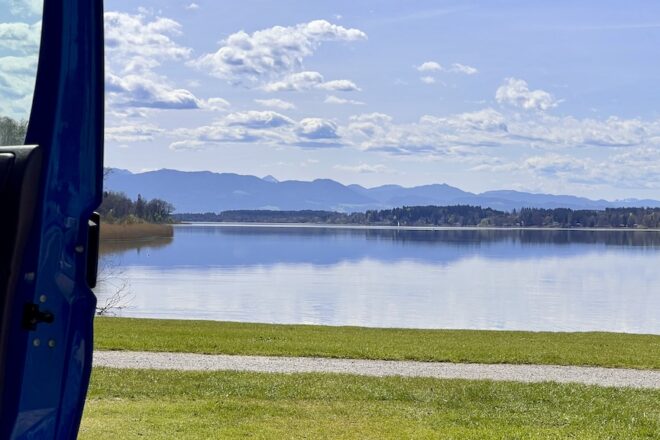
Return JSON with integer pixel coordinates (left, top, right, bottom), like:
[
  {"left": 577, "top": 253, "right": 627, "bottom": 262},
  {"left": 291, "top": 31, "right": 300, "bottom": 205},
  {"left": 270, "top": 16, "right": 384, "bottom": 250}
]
[
  {"left": 99, "top": 191, "right": 174, "bottom": 224},
  {"left": 174, "top": 205, "right": 660, "bottom": 229},
  {"left": 98, "top": 191, "right": 175, "bottom": 240}
]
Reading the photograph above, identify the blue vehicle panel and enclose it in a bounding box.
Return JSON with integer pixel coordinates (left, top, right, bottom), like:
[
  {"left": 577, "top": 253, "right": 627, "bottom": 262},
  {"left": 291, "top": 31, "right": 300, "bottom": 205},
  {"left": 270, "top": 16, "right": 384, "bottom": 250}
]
[{"left": 0, "top": 1, "right": 104, "bottom": 438}]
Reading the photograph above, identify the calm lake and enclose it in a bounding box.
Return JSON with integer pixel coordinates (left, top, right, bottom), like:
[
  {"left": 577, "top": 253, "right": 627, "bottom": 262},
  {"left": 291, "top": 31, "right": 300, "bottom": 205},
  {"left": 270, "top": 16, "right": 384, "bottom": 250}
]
[{"left": 96, "top": 224, "right": 660, "bottom": 334}]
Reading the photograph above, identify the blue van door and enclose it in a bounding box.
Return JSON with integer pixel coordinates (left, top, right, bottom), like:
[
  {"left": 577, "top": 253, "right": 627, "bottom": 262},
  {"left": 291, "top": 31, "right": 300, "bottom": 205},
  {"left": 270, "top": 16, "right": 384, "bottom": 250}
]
[{"left": 0, "top": 0, "right": 104, "bottom": 438}]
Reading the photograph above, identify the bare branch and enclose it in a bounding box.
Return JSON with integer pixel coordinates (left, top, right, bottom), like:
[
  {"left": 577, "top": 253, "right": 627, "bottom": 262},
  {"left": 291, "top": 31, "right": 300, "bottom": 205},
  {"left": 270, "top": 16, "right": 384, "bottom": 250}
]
[{"left": 94, "top": 255, "right": 134, "bottom": 316}]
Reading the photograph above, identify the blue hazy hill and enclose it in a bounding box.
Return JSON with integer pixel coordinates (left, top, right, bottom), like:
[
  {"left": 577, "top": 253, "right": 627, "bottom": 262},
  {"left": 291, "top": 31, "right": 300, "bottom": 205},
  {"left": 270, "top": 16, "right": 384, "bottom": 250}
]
[{"left": 105, "top": 168, "right": 660, "bottom": 213}]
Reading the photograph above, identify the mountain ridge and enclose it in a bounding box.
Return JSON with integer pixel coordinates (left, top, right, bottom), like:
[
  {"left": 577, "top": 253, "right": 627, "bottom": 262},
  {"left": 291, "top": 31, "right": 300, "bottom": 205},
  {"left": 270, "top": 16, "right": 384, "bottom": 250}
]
[{"left": 104, "top": 168, "right": 660, "bottom": 213}]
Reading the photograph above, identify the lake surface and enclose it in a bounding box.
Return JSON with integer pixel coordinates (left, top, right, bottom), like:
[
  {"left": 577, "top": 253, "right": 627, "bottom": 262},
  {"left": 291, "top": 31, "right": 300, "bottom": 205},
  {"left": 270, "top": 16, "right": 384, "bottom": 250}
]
[{"left": 96, "top": 224, "right": 660, "bottom": 334}]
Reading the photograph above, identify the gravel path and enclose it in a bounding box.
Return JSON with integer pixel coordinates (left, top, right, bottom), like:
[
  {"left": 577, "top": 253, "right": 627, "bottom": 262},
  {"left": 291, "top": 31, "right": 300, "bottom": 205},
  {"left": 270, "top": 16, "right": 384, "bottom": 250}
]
[{"left": 94, "top": 351, "right": 660, "bottom": 389}]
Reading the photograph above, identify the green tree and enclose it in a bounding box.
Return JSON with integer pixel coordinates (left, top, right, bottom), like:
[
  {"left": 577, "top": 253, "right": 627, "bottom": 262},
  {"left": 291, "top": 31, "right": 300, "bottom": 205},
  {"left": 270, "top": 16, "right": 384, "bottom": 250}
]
[
  {"left": 135, "top": 194, "right": 146, "bottom": 219},
  {"left": 0, "top": 116, "right": 28, "bottom": 146},
  {"left": 144, "top": 199, "right": 175, "bottom": 223}
]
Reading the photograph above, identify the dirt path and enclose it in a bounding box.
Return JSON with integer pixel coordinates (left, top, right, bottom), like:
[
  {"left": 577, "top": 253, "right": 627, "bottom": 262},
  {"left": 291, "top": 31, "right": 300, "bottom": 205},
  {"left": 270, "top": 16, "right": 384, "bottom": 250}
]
[{"left": 93, "top": 351, "right": 660, "bottom": 389}]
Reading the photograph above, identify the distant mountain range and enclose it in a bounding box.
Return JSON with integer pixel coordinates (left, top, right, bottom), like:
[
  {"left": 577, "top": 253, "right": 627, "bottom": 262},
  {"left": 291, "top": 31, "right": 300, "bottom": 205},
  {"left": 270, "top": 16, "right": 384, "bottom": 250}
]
[{"left": 105, "top": 168, "right": 660, "bottom": 213}]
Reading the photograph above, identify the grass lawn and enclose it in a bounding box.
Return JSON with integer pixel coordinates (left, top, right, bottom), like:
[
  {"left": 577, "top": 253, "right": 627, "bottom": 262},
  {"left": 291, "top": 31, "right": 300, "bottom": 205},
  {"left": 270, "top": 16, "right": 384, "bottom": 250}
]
[
  {"left": 95, "top": 317, "right": 660, "bottom": 369},
  {"left": 80, "top": 368, "right": 660, "bottom": 439}
]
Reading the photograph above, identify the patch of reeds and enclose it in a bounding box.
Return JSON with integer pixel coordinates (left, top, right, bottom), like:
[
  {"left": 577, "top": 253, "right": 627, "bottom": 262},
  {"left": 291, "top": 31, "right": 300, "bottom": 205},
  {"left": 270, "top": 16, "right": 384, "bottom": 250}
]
[{"left": 100, "top": 222, "right": 174, "bottom": 241}]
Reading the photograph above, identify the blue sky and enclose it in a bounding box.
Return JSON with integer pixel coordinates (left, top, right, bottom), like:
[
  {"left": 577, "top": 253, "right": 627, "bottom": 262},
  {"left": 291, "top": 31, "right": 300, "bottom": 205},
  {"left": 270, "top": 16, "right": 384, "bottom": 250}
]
[{"left": 3, "top": 0, "right": 660, "bottom": 199}]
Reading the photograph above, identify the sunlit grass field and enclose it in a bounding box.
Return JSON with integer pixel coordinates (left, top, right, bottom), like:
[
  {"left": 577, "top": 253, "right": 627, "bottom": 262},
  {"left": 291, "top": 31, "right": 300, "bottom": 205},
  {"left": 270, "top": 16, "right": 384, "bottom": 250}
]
[
  {"left": 95, "top": 317, "right": 660, "bottom": 369},
  {"left": 80, "top": 368, "right": 660, "bottom": 439}
]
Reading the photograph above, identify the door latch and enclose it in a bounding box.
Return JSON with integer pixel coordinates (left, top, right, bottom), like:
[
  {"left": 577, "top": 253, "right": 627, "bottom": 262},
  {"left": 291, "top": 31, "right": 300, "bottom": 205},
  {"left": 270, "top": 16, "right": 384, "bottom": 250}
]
[{"left": 22, "top": 303, "right": 54, "bottom": 331}]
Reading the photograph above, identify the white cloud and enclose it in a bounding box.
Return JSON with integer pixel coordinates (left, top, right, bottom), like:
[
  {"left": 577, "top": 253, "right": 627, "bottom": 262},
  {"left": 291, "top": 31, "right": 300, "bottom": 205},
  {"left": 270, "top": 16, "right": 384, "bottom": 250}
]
[
  {"left": 296, "top": 118, "right": 339, "bottom": 139},
  {"left": 262, "top": 71, "right": 360, "bottom": 93},
  {"left": 477, "top": 147, "right": 660, "bottom": 190},
  {"left": 104, "top": 12, "right": 191, "bottom": 69},
  {"left": 185, "top": 2, "right": 199, "bottom": 10},
  {"left": 507, "top": 114, "right": 651, "bottom": 148},
  {"left": 0, "top": 54, "right": 38, "bottom": 117},
  {"left": 0, "top": 19, "right": 41, "bottom": 118},
  {"left": 0, "top": 21, "right": 41, "bottom": 53},
  {"left": 169, "top": 140, "right": 208, "bottom": 151},
  {"left": 158, "top": 102, "right": 660, "bottom": 193},
  {"left": 158, "top": 91, "right": 660, "bottom": 187},
  {"left": 345, "top": 113, "right": 392, "bottom": 137},
  {"left": 495, "top": 77, "right": 559, "bottom": 111},
  {"left": 417, "top": 60, "right": 477, "bottom": 75},
  {"left": 168, "top": 112, "right": 344, "bottom": 151},
  {"left": 193, "top": 20, "right": 366, "bottom": 85},
  {"left": 420, "top": 108, "right": 508, "bottom": 133},
  {"left": 350, "top": 113, "right": 393, "bottom": 124},
  {"left": 345, "top": 107, "right": 660, "bottom": 158},
  {"left": 225, "top": 110, "right": 294, "bottom": 129},
  {"left": 6, "top": 0, "right": 41, "bottom": 17},
  {"left": 104, "top": 12, "right": 202, "bottom": 110},
  {"left": 324, "top": 95, "right": 365, "bottom": 105},
  {"left": 107, "top": 73, "right": 201, "bottom": 109},
  {"left": 334, "top": 163, "right": 390, "bottom": 173},
  {"left": 254, "top": 98, "right": 296, "bottom": 110},
  {"left": 0, "top": 55, "right": 37, "bottom": 97},
  {"left": 105, "top": 124, "right": 163, "bottom": 142},
  {"left": 262, "top": 71, "right": 324, "bottom": 92},
  {"left": 416, "top": 60, "right": 477, "bottom": 84},
  {"left": 522, "top": 154, "right": 588, "bottom": 176},
  {"left": 174, "top": 119, "right": 319, "bottom": 150},
  {"left": 343, "top": 108, "right": 651, "bottom": 168},
  {"left": 450, "top": 63, "right": 478, "bottom": 75},
  {"left": 344, "top": 109, "right": 511, "bottom": 156},
  {"left": 317, "top": 79, "right": 361, "bottom": 92},
  {"left": 606, "top": 148, "right": 660, "bottom": 188},
  {"left": 417, "top": 61, "right": 442, "bottom": 72},
  {"left": 194, "top": 127, "right": 260, "bottom": 143},
  {"left": 106, "top": 108, "right": 152, "bottom": 121},
  {"left": 201, "top": 97, "right": 231, "bottom": 111}
]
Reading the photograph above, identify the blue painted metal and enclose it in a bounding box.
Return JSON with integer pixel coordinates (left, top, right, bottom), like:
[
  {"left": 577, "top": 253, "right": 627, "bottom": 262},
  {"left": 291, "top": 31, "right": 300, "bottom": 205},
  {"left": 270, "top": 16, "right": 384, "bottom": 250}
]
[{"left": 0, "top": 0, "right": 104, "bottom": 438}]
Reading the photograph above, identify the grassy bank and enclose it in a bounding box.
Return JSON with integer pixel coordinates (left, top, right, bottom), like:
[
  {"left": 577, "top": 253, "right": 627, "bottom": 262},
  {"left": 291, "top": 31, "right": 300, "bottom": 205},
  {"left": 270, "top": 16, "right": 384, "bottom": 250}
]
[
  {"left": 80, "top": 368, "right": 660, "bottom": 439},
  {"left": 100, "top": 222, "right": 173, "bottom": 241},
  {"left": 95, "top": 318, "right": 660, "bottom": 369}
]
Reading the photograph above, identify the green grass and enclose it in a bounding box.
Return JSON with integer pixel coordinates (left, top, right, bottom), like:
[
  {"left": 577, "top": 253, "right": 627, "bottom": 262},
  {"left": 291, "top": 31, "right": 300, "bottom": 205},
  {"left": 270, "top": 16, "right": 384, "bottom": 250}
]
[
  {"left": 95, "top": 317, "right": 660, "bottom": 369},
  {"left": 80, "top": 368, "right": 660, "bottom": 439}
]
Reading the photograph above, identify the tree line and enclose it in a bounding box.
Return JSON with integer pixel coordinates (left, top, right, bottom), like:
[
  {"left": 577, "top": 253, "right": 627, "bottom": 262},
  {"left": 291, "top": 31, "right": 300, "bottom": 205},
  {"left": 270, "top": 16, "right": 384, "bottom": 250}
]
[
  {"left": 174, "top": 205, "right": 660, "bottom": 229},
  {"left": 99, "top": 191, "right": 175, "bottom": 224},
  {"left": 176, "top": 210, "right": 364, "bottom": 224},
  {"left": 0, "top": 116, "right": 28, "bottom": 146}
]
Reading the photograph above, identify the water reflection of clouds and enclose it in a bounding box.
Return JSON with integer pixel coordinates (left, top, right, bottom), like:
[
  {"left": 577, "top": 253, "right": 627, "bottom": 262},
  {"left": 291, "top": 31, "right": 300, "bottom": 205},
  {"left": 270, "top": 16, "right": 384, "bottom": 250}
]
[
  {"left": 100, "top": 226, "right": 660, "bottom": 268},
  {"left": 94, "top": 226, "right": 660, "bottom": 333},
  {"left": 97, "top": 256, "right": 660, "bottom": 334}
]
